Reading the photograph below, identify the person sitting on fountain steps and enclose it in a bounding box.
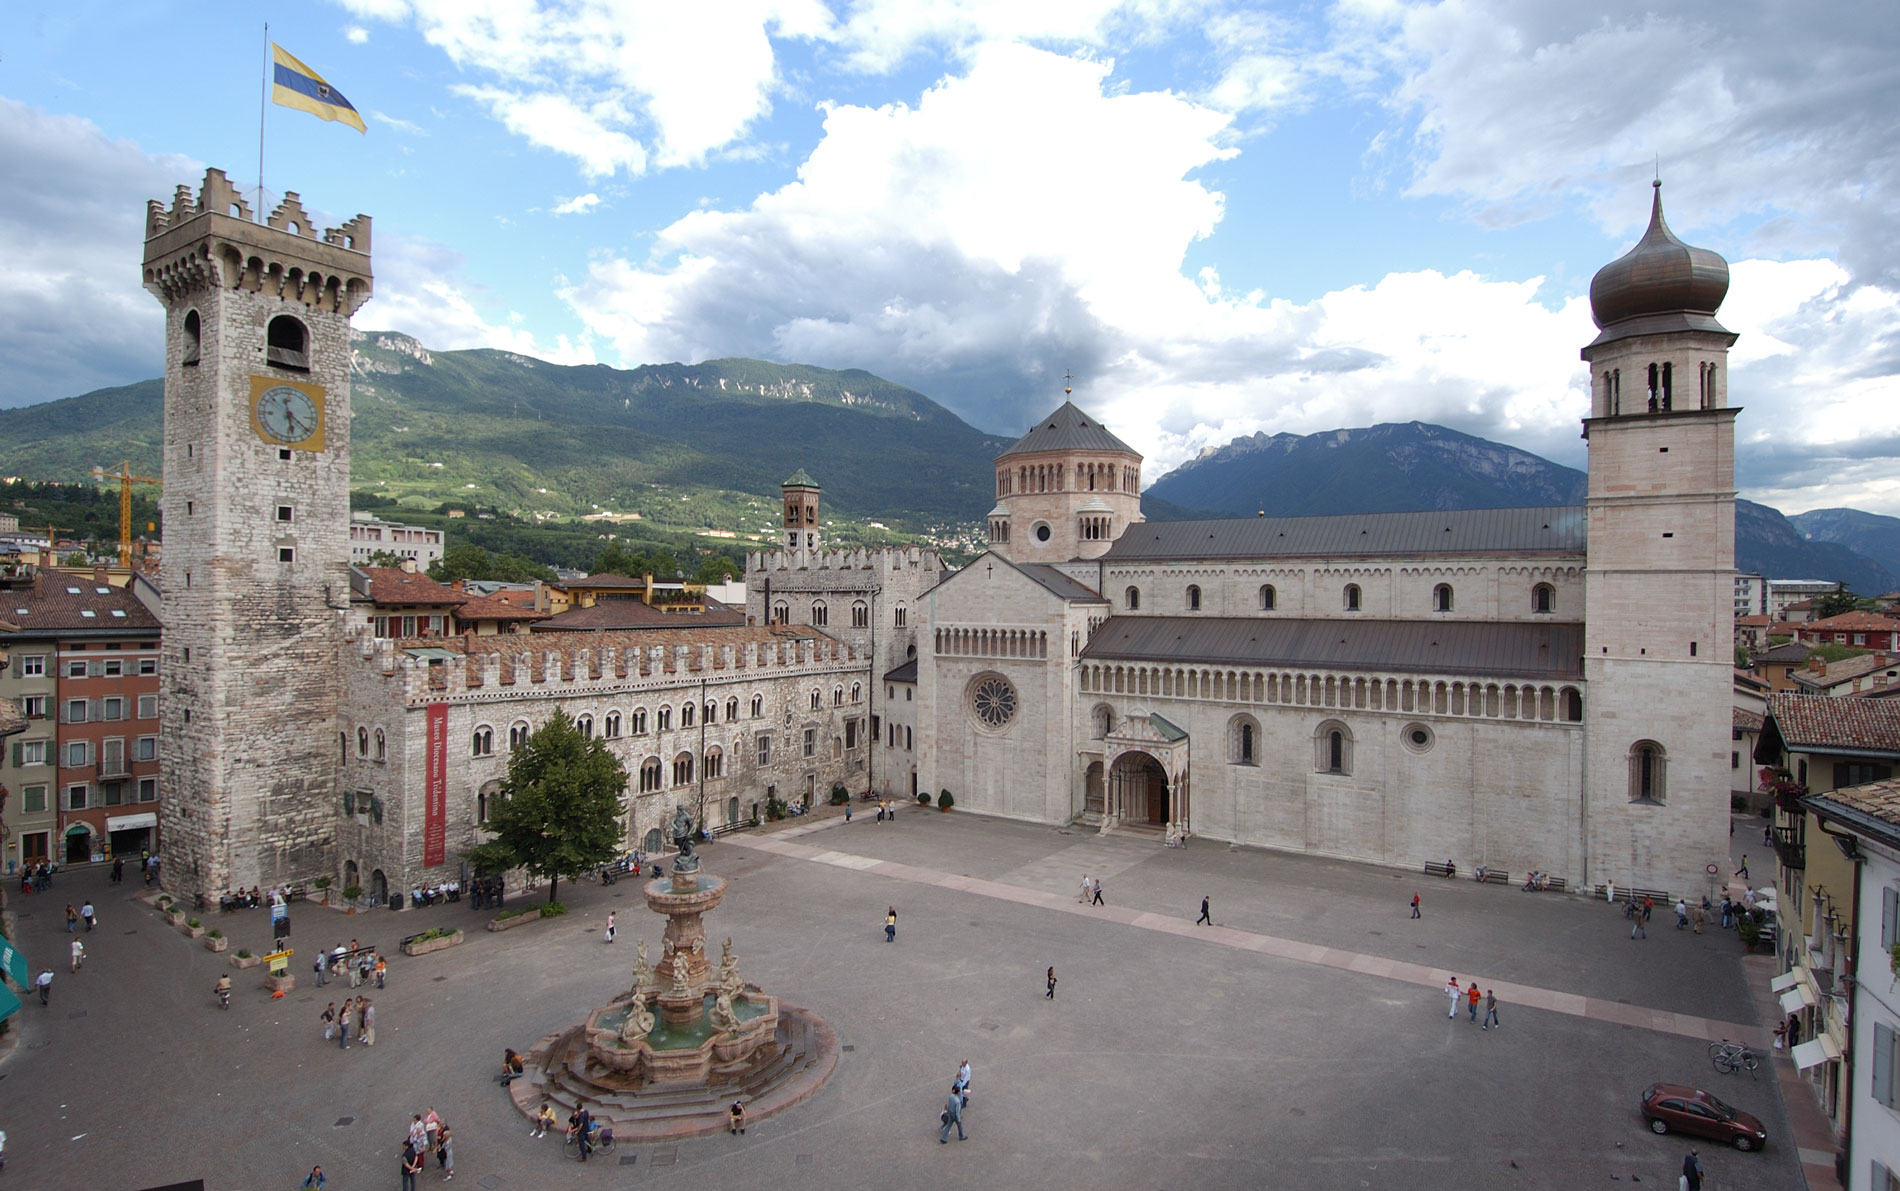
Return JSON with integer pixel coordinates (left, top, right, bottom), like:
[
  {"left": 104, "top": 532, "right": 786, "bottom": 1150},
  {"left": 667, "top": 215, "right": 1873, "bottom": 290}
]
[{"left": 730, "top": 1099, "right": 748, "bottom": 1135}]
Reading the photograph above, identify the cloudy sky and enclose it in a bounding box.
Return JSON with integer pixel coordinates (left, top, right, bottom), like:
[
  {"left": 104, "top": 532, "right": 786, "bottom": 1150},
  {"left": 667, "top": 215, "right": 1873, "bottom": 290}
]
[{"left": 6, "top": 0, "right": 1897, "bottom": 513}]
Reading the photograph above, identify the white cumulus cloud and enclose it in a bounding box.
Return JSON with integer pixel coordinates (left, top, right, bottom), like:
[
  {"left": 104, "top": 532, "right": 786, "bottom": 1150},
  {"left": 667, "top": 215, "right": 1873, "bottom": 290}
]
[{"left": 552, "top": 193, "right": 601, "bottom": 216}]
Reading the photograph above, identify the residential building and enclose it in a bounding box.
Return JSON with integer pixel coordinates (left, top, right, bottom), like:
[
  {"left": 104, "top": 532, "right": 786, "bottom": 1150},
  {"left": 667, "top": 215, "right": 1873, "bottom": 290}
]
[
  {"left": 1793, "top": 654, "right": 1900, "bottom": 699},
  {"left": 1772, "top": 581, "right": 1842, "bottom": 620},
  {"left": 1736, "top": 572, "right": 1767, "bottom": 617},
  {"left": 1799, "top": 612, "right": 1900, "bottom": 653},
  {"left": 349, "top": 513, "right": 445, "bottom": 569}
]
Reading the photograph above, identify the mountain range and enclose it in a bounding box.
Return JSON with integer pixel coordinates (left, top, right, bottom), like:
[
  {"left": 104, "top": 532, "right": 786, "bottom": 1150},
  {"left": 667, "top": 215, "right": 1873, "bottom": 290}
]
[{"left": 1, "top": 335, "right": 1894, "bottom": 590}]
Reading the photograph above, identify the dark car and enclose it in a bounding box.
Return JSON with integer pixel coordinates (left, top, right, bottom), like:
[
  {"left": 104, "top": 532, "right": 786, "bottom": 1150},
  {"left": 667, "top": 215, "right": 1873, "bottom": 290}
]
[{"left": 1641, "top": 1083, "right": 1768, "bottom": 1151}]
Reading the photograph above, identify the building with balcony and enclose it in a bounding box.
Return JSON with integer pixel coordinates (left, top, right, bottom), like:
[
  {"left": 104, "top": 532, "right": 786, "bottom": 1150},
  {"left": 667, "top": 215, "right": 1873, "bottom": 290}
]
[{"left": 348, "top": 513, "right": 445, "bottom": 569}]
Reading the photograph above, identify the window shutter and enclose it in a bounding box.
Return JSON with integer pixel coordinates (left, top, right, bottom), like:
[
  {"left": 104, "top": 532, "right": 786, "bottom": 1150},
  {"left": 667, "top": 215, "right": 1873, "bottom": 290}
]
[
  {"left": 1886, "top": 887, "right": 1900, "bottom": 950},
  {"left": 1877, "top": 1023, "right": 1898, "bottom": 1109}
]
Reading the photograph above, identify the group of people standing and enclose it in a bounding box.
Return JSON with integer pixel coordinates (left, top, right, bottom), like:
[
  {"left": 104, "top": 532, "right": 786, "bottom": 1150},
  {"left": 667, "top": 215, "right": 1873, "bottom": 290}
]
[
  {"left": 400, "top": 1109, "right": 453, "bottom": 1186},
  {"left": 320, "top": 996, "right": 378, "bottom": 1049},
  {"left": 466, "top": 876, "right": 507, "bottom": 911}
]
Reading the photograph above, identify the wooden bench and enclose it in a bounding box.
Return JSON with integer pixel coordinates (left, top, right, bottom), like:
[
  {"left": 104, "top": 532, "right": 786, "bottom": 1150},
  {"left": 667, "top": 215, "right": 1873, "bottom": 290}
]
[
  {"left": 1474, "top": 868, "right": 1510, "bottom": 885},
  {"left": 1424, "top": 861, "right": 1458, "bottom": 879},
  {"left": 1593, "top": 885, "right": 1669, "bottom": 905},
  {"left": 1539, "top": 877, "right": 1568, "bottom": 893}
]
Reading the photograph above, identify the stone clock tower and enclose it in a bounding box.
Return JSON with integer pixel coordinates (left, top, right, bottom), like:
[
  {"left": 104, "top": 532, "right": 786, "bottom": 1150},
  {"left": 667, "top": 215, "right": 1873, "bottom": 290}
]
[{"left": 142, "top": 168, "right": 372, "bottom": 899}]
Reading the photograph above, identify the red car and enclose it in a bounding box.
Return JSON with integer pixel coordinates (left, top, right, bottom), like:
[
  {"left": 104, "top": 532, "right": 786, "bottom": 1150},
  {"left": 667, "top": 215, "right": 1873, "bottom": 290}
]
[{"left": 1641, "top": 1083, "right": 1768, "bottom": 1151}]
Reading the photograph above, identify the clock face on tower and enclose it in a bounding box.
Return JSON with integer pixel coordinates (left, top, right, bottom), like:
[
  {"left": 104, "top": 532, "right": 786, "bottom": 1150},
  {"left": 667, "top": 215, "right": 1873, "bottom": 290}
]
[{"left": 249, "top": 377, "right": 326, "bottom": 449}]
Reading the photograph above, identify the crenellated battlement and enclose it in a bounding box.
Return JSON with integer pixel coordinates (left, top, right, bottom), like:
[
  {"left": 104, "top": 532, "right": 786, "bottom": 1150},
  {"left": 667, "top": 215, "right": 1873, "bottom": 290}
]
[
  {"left": 746, "top": 544, "right": 943, "bottom": 574},
  {"left": 347, "top": 626, "right": 866, "bottom": 705},
  {"left": 142, "top": 168, "right": 373, "bottom": 313}
]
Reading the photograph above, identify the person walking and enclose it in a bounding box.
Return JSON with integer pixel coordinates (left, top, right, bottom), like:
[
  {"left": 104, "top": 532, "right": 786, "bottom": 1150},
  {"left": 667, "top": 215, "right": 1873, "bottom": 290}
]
[
  {"left": 1482, "top": 989, "right": 1500, "bottom": 1030},
  {"left": 1090, "top": 878, "right": 1104, "bottom": 906},
  {"left": 1196, "top": 896, "right": 1211, "bottom": 925},
  {"left": 939, "top": 1084, "right": 967, "bottom": 1143},
  {"left": 1079, "top": 874, "right": 1091, "bottom": 904},
  {"left": 362, "top": 1000, "right": 376, "bottom": 1047},
  {"left": 605, "top": 911, "right": 617, "bottom": 944},
  {"left": 1674, "top": 898, "right": 1688, "bottom": 929},
  {"left": 322, "top": 1002, "right": 336, "bottom": 1041},
  {"left": 400, "top": 1141, "right": 423, "bottom": 1191},
  {"left": 300, "top": 1165, "right": 326, "bottom": 1188},
  {"left": 69, "top": 938, "right": 84, "bottom": 973},
  {"left": 34, "top": 969, "right": 52, "bottom": 1006},
  {"left": 110, "top": 857, "right": 123, "bottom": 884},
  {"left": 1735, "top": 854, "right": 1750, "bottom": 882},
  {"left": 884, "top": 907, "right": 897, "bottom": 943},
  {"left": 1682, "top": 1147, "right": 1704, "bottom": 1191},
  {"left": 1630, "top": 908, "right": 1647, "bottom": 939},
  {"left": 64, "top": 904, "right": 78, "bottom": 933},
  {"left": 1466, "top": 981, "right": 1481, "bottom": 1023},
  {"left": 844, "top": 803, "right": 852, "bottom": 824},
  {"left": 1410, "top": 892, "right": 1421, "bottom": 919},
  {"left": 81, "top": 900, "right": 95, "bottom": 931},
  {"left": 314, "top": 952, "right": 329, "bottom": 987},
  {"left": 1446, "top": 976, "right": 1461, "bottom": 1018},
  {"left": 376, "top": 954, "right": 387, "bottom": 989},
  {"left": 1046, "top": 966, "right": 1058, "bottom": 999},
  {"left": 957, "top": 1059, "right": 972, "bottom": 1105},
  {"left": 1690, "top": 900, "right": 1706, "bottom": 934}
]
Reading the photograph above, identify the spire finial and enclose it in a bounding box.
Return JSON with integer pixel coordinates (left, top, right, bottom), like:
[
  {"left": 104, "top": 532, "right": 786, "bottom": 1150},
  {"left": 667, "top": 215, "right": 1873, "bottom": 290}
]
[
  {"left": 1653, "top": 154, "right": 1661, "bottom": 188},
  {"left": 1063, "top": 369, "right": 1073, "bottom": 396}
]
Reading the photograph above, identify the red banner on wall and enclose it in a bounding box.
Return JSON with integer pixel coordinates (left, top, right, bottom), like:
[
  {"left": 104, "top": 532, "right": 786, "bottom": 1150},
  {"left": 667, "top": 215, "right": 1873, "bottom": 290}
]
[{"left": 424, "top": 702, "right": 448, "bottom": 868}]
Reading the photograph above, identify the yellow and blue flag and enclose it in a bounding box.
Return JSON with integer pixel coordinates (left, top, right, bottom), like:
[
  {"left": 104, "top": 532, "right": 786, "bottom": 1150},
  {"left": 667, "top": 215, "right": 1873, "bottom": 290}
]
[{"left": 271, "top": 44, "right": 366, "bottom": 134}]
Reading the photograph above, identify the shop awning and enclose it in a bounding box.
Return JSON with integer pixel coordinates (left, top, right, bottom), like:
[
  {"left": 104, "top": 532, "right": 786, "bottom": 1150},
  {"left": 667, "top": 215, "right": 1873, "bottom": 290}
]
[
  {"left": 106, "top": 812, "right": 157, "bottom": 832},
  {"left": 1792, "top": 1036, "right": 1841, "bottom": 1071},
  {"left": 1779, "top": 984, "right": 1817, "bottom": 1015},
  {"left": 1770, "top": 970, "right": 1804, "bottom": 993}
]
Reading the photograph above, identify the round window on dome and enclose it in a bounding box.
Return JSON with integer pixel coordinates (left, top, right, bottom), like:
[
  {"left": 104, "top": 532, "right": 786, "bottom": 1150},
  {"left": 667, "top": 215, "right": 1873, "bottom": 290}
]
[{"left": 1034, "top": 523, "right": 1052, "bottom": 542}]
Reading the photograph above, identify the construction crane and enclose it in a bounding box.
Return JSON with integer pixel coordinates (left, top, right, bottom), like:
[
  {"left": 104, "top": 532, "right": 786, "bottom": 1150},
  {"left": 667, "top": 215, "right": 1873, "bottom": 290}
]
[{"left": 90, "top": 462, "right": 160, "bottom": 570}]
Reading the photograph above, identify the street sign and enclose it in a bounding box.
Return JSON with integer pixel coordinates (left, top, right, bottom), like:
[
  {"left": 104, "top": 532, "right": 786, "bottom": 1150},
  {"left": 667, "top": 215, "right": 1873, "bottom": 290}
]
[{"left": 264, "top": 948, "right": 293, "bottom": 978}]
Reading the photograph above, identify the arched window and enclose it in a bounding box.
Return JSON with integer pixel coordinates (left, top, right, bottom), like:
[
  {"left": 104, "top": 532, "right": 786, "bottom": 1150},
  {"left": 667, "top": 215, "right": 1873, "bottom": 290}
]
[
  {"left": 639, "top": 757, "right": 663, "bottom": 793},
  {"left": 266, "top": 314, "right": 309, "bottom": 371},
  {"left": 1187, "top": 585, "right": 1202, "bottom": 611},
  {"left": 810, "top": 690, "right": 822, "bottom": 711},
  {"left": 576, "top": 714, "right": 594, "bottom": 739},
  {"left": 181, "top": 309, "right": 201, "bottom": 366},
  {"left": 1259, "top": 584, "right": 1276, "bottom": 611},
  {"left": 471, "top": 726, "right": 493, "bottom": 756},
  {"left": 630, "top": 708, "right": 647, "bottom": 735},
  {"left": 704, "top": 746, "right": 724, "bottom": 780},
  {"left": 1563, "top": 688, "right": 1583, "bottom": 722},
  {"left": 1533, "top": 583, "right": 1555, "bottom": 614},
  {"left": 1091, "top": 703, "right": 1114, "bottom": 740},
  {"left": 604, "top": 711, "right": 622, "bottom": 738},
  {"left": 852, "top": 602, "right": 868, "bottom": 628},
  {"left": 357, "top": 727, "right": 369, "bottom": 757},
  {"left": 750, "top": 694, "right": 764, "bottom": 718},
  {"left": 657, "top": 707, "right": 672, "bottom": 732},
  {"left": 1125, "top": 586, "right": 1141, "bottom": 611},
  {"left": 850, "top": 682, "right": 862, "bottom": 703},
  {"left": 1343, "top": 584, "right": 1361, "bottom": 612},
  {"left": 726, "top": 697, "right": 739, "bottom": 722},
  {"left": 1314, "top": 721, "right": 1352, "bottom": 775},
  {"left": 811, "top": 601, "right": 828, "bottom": 627},
  {"left": 1433, "top": 584, "right": 1453, "bottom": 613},
  {"left": 509, "top": 721, "right": 530, "bottom": 749},
  {"left": 894, "top": 605, "right": 908, "bottom": 628},
  {"left": 704, "top": 701, "right": 717, "bottom": 726},
  {"left": 1230, "top": 715, "right": 1260, "bottom": 765},
  {"left": 672, "top": 752, "right": 694, "bottom": 786},
  {"left": 1629, "top": 741, "right": 1666, "bottom": 804},
  {"left": 374, "top": 728, "right": 386, "bottom": 761},
  {"left": 833, "top": 685, "right": 845, "bottom": 706},
  {"left": 682, "top": 702, "right": 695, "bottom": 728},
  {"left": 772, "top": 602, "right": 788, "bottom": 625}
]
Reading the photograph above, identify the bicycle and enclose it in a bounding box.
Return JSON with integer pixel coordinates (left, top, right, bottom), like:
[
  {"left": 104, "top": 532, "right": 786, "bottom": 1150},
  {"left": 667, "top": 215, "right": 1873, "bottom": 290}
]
[
  {"left": 563, "top": 1127, "right": 616, "bottom": 1160},
  {"left": 1709, "top": 1039, "right": 1759, "bottom": 1074}
]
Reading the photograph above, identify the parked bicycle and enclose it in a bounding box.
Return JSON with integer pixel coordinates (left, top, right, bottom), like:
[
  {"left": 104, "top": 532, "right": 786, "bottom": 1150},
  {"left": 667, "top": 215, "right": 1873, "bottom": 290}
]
[
  {"left": 564, "top": 1123, "right": 616, "bottom": 1160},
  {"left": 1709, "top": 1039, "right": 1760, "bottom": 1074}
]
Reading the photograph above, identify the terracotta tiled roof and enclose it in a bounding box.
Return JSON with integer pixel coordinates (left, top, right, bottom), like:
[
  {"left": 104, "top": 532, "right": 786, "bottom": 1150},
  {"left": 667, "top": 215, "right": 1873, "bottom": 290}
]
[
  {"left": 1763, "top": 693, "right": 1900, "bottom": 754},
  {"left": 4, "top": 578, "right": 160, "bottom": 635},
  {"left": 564, "top": 573, "right": 646, "bottom": 590},
  {"left": 1795, "top": 653, "right": 1900, "bottom": 689},
  {"left": 357, "top": 567, "right": 468, "bottom": 608},
  {"left": 453, "top": 593, "right": 548, "bottom": 624},
  {"left": 1733, "top": 706, "right": 1764, "bottom": 731},
  {"left": 1806, "top": 611, "right": 1900, "bottom": 632},
  {"left": 1805, "top": 776, "right": 1900, "bottom": 845},
  {"left": 1736, "top": 615, "right": 1771, "bottom": 627}
]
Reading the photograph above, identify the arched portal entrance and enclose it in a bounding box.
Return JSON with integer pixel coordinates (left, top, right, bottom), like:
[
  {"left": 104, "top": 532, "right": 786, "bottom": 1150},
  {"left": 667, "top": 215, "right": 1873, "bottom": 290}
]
[
  {"left": 1109, "top": 751, "right": 1169, "bottom": 825},
  {"left": 369, "top": 868, "right": 388, "bottom": 906},
  {"left": 64, "top": 823, "right": 95, "bottom": 864}
]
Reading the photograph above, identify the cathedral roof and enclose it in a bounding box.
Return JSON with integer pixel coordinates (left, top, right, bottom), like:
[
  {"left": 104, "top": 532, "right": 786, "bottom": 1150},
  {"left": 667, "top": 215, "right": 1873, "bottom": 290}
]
[
  {"left": 1017, "top": 562, "right": 1107, "bottom": 603},
  {"left": 1586, "top": 182, "right": 1731, "bottom": 348},
  {"left": 997, "top": 401, "right": 1136, "bottom": 460},
  {"left": 1081, "top": 616, "right": 1583, "bottom": 680},
  {"left": 1102, "top": 506, "right": 1585, "bottom": 563}
]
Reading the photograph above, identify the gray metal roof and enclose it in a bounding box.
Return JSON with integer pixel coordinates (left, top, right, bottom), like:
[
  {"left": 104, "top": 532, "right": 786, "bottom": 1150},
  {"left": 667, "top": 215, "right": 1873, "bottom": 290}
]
[
  {"left": 884, "top": 659, "right": 918, "bottom": 683},
  {"left": 1017, "top": 562, "right": 1108, "bottom": 603},
  {"left": 1102, "top": 506, "right": 1586, "bottom": 563},
  {"left": 1080, "top": 616, "right": 1584, "bottom": 680},
  {"left": 997, "top": 401, "right": 1137, "bottom": 460}
]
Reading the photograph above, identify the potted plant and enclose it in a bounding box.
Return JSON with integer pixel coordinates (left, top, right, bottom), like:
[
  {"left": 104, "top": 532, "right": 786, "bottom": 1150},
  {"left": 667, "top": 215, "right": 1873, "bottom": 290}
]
[
  {"left": 343, "top": 884, "right": 363, "bottom": 914},
  {"left": 231, "top": 947, "right": 261, "bottom": 969},
  {"left": 938, "top": 789, "right": 955, "bottom": 812},
  {"left": 916, "top": 791, "right": 930, "bottom": 805},
  {"left": 315, "top": 875, "right": 333, "bottom": 906},
  {"left": 1737, "top": 914, "right": 1764, "bottom": 952},
  {"left": 204, "top": 927, "right": 228, "bottom": 952},
  {"left": 183, "top": 916, "right": 206, "bottom": 939}
]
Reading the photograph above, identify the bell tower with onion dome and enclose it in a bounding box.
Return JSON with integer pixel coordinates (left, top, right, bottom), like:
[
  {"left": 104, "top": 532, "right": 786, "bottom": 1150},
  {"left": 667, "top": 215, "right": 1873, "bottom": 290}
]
[{"left": 1578, "top": 180, "right": 1738, "bottom": 898}]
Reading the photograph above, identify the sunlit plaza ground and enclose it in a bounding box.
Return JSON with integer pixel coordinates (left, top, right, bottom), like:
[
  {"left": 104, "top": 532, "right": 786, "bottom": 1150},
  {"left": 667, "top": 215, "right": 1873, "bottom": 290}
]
[{"left": 2, "top": 808, "right": 1805, "bottom": 1190}]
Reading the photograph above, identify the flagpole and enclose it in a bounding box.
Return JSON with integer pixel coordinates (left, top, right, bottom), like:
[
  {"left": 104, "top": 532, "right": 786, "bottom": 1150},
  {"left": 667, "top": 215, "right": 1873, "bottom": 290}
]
[{"left": 257, "top": 22, "right": 270, "bottom": 217}]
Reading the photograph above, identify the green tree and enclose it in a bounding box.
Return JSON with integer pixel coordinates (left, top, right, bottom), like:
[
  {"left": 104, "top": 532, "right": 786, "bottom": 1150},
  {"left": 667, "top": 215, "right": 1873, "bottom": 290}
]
[
  {"left": 429, "top": 543, "right": 555, "bottom": 584},
  {"left": 1734, "top": 643, "right": 1751, "bottom": 669},
  {"left": 1814, "top": 584, "right": 1863, "bottom": 620},
  {"left": 365, "top": 549, "right": 407, "bottom": 568},
  {"left": 1808, "top": 643, "right": 1869, "bottom": 664},
  {"left": 695, "top": 554, "right": 739, "bottom": 584},
  {"left": 464, "top": 709, "right": 627, "bottom": 904}
]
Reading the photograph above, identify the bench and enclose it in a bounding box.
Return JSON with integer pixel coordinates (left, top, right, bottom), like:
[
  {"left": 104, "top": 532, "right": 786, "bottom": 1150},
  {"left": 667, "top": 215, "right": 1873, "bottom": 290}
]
[
  {"left": 1474, "top": 868, "right": 1510, "bottom": 885},
  {"left": 1593, "top": 885, "right": 1669, "bottom": 905},
  {"left": 1424, "top": 861, "right": 1458, "bottom": 879},
  {"left": 1538, "top": 877, "right": 1568, "bottom": 893}
]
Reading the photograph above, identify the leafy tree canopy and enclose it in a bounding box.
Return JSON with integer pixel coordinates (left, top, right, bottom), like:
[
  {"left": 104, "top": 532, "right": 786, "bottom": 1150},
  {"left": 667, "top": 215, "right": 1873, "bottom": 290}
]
[
  {"left": 592, "top": 541, "right": 680, "bottom": 580},
  {"left": 464, "top": 709, "right": 627, "bottom": 903},
  {"left": 1808, "top": 643, "right": 1870, "bottom": 664},
  {"left": 428, "top": 543, "right": 556, "bottom": 585},
  {"left": 695, "top": 554, "right": 739, "bottom": 584},
  {"left": 1815, "top": 584, "right": 1865, "bottom": 620}
]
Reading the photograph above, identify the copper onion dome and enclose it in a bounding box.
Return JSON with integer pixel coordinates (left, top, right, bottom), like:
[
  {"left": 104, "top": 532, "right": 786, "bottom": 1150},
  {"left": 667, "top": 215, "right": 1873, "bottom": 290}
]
[{"left": 1588, "top": 181, "right": 1730, "bottom": 335}]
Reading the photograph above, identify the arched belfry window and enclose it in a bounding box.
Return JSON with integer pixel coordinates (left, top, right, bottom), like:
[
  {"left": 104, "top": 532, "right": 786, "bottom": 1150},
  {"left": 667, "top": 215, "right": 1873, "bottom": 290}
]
[
  {"left": 1533, "top": 583, "right": 1555, "bottom": 614},
  {"left": 1259, "top": 584, "right": 1275, "bottom": 611},
  {"left": 1343, "top": 584, "right": 1361, "bottom": 612},
  {"left": 266, "top": 315, "right": 309, "bottom": 372},
  {"left": 1629, "top": 741, "right": 1666, "bottom": 804},
  {"left": 181, "top": 309, "right": 202, "bottom": 366},
  {"left": 1186, "top": 585, "right": 1202, "bottom": 611},
  {"left": 1433, "top": 584, "right": 1453, "bottom": 613},
  {"left": 1125, "top": 586, "right": 1140, "bottom": 611}
]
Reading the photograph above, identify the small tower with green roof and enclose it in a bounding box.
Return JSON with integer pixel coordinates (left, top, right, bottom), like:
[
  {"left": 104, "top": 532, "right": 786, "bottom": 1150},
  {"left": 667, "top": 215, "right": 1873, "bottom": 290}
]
[{"left": 782, "top": 468, "right": 821, "bottom": 557}]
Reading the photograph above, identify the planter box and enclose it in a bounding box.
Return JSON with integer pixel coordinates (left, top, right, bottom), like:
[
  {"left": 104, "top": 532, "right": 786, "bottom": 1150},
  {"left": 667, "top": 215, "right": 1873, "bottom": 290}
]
[
  {"left": 402, "top": 930, "right": 465, "bottom": 956},
  {"left": 162, "top": 911, "right": 185, "bottom": 927},
  {"left": 230, "top": 953, "right": 262, "bottom": 969},
  {"left": 487, "top": 911, "right": 552, "bottom": 932},
  {"left": 203, "top": 935, "right": 229, "bottom": 952},
  {"left": 182, "top": 924, "right": 206, "bottom": 939},
  {"left": 264, "top": 972, "right": 296, "bottom": 994}
]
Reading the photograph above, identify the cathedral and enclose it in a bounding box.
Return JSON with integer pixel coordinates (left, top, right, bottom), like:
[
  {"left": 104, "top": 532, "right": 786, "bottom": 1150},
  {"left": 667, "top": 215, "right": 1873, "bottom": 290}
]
[{"left": 146, "top": 164, "right": 1733, "bottom": 903}]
